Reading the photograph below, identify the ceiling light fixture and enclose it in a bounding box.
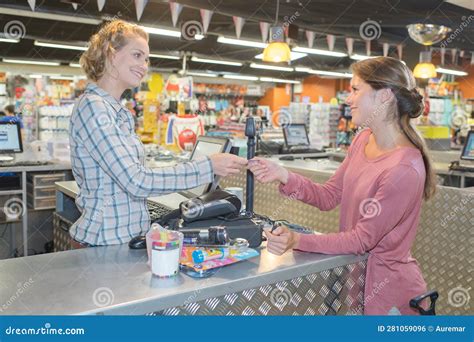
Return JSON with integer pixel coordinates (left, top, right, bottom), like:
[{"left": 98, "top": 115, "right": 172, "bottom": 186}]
[
  {"left": 2, "top": 58, "right": 61, "bottom": 66},
  {"left": 34, "top": 40, "right": 87, "bottom": 51},
  {"left": 435, "top": 67, "right": 468, "bottom": 76},
  {"left": 223, "top": 74, "right": 259, "bottom": 81},
  {"left": 292, "top": 46, "right": 348, "bottom": 58},
  {"left": 0, "top": 37, "right": 20, "bottom": 43},
  {"left": 49, "top": 76, "right": 76, "bottom": 80},
  {"left": 217, "top": 36, "right": 267, "bottom": 49},
  {"left": 142, "top": 26, "right": 204, "bottom": 40},
  {"left": 255, "top": 51, "right": 307, "bottom": 61},
  {"left": 349, "top": 54, "right": 376, "bottom": 61},
  {"left": 413, "top": 51, "right": 437, "bottom": 79},
  {"left": 149, "top": 53, "right": 180, "bottom": 60},
  {"left": 262, "top": 0, "right": 291, "bottom": 63},
  {"left": 295, "top": 67, "right": 352, "bottom": 78},
  {"left": 250, "top": 63, "right": 294, "bottom": 72},
  {"left": 187, "top": 72, "right": 219, "bottom": 78},
  {"left": 259, "top": 77, "right": 300, "bottom": 84},
  {"left": 191, "top": 56, "right": 242, "bottom": 66}
]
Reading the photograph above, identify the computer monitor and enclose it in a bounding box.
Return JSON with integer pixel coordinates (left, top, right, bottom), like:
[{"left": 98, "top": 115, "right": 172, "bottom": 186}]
[
  {"left": 283, "top": 124, "right": 310, "bottom": 147},
  {"left": 460, "top": 130, "right": 474, "bottom": 161},
  {"left": 0, "top": 122, "right": 23, "bottom": 161},
  {"left": 186, "top": 136, "right": 232, "bottom": 197}
]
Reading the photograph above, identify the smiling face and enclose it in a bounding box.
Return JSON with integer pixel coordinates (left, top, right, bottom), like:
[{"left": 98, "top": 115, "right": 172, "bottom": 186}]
[
  {"left": 108, "top": 35, "right": 149, "bottom": 89},
  {"left": 345, "top": 75, "right": 380, "bottom": 127}
]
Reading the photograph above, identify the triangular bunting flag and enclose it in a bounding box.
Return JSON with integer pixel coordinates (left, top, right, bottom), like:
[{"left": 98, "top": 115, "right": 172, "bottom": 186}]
[
  {"left": 72, "top": 3, "right": 78, "bottom": 10},
  {"left": 260, "top": 22, "right": 270, "bottom": 42},
  {"left": 327, "top": 34, "right": 335, "bottom": 51},
  {"left": 170, "top": 2, "right": 183, "bottom": 27},
  {"left": 97, "top": 0, "right": 106, "bottom": 12},
  {"left": 233, "top": 16, "right": 245, "bottom": 39},
  {"left": 397, "top": 44, "right": 403, "bottom": 60},
  {"left": 200, "top": 9, "right": 214, "bottom": 34},
  {"left": 135, "top": 0, "right": 148, "bottom": 21},
  {"left": 345, "top": 37, "right": 354, "bottom": 55},
  {"left": 451, "top": 48, "right": 457, "bottom": 64},
  {"left": 306, "top": 31, "right": 315, "bottom": 48},
  {"left": 383, "top": 42, "right": 389, "bottom": 57},
  {"left": 27, "top": 0, "right": 35, "bottom": 11}
]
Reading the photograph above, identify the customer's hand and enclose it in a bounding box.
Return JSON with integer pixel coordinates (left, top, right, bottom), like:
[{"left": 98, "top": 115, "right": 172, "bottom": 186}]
[
  {"left": 247, "top": 157, "right": 289, "bottom": 184},
  {"left": 209, "top": 153, "right": 248, "bottom": 177},
  {"left": 264, "top": 225, "right": 300, "bottom": 255}
]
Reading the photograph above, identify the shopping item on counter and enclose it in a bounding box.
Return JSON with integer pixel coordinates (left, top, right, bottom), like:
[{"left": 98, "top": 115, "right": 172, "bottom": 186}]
[
  {"left": 179, "top": 245, "right": 259, "bottom": 277},
  {"left": 146, "top": 224, "right": 183, "bottom": 278}
]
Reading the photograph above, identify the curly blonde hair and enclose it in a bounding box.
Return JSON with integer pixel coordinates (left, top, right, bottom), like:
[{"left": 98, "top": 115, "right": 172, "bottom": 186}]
[{"left": 80, "top": 20, "right": 148, "bottom": 81}]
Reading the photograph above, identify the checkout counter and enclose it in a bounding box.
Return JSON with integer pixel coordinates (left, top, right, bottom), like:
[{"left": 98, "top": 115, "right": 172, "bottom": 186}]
[
  {"left": 18, "top": 175, "right": 365, "bottom": 316},
  {"left": 0, "top": 151, "right": 472, "bottom": 315},
  {"left": 0, "top": 239, "right": 367, "bottom": 315}
]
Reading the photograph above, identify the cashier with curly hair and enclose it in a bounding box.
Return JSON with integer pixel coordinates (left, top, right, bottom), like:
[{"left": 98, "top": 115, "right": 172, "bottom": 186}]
[{"left": 70, "top": 20, "right": 247, "bottom": 247}]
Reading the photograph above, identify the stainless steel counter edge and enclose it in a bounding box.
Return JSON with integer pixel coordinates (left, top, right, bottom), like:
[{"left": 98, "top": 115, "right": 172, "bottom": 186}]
[
  {"left": 0, "top": 244, "right": 367, "bottom": 315},
  {"left": 92, "top": 251, "right": 368, "bottom": 315}
]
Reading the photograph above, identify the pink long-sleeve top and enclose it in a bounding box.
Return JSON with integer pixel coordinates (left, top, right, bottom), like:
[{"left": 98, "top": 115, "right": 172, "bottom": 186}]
[{"left": 279, "top": 128, "right": 427, "bottom": 315}]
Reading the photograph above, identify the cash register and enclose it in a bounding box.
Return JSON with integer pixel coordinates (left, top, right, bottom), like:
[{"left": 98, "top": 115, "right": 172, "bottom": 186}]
[
  {"left": 0, "top": 121, "right": 49, "bottom": 168},
  {"left": 449, "top": 130, "right": 474, "bottom": 172},
  {"left": 146, "top": 135, "right": 232, "bottom": 221},
  {"left": 0, "top": 122, "right": 23, "bottom": 189},
  {"left": 256, "top": 123, "right": 324, "bottom": 158},
  {"left": 281, "top": 124, "right": 323, "bottom": 154},
  {"left": 0, "top": 121, "right": 23, "bottom": 163},
  {"left": 131, "top": 117, "right": 265, "bottom": 250}
]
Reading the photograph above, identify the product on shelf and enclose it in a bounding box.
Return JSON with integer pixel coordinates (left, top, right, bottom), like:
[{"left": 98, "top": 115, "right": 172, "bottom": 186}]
[{"left": 37, "top": 104, "right": 73, "bottom": 141}]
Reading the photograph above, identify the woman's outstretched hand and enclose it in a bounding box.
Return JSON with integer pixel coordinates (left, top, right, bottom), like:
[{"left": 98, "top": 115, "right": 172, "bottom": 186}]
[{"left": 247, "top": 157, "right": 289, "bottom": 184}]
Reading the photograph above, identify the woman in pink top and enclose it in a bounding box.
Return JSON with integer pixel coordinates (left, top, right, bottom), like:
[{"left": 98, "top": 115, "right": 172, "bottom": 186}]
[{"left": 248, "top": 57, "right": 437, "bottom": 315}]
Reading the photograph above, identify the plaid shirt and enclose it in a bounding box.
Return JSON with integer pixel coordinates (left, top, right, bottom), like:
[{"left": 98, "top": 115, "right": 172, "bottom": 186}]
[{"left": 69, "top": 83, "right": 213, "bottom": 246}]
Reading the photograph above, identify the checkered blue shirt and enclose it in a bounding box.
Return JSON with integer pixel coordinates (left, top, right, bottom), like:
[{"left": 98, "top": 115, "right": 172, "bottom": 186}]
[{"left": 69, "top": 83, "right": 213, "bottom": 246}]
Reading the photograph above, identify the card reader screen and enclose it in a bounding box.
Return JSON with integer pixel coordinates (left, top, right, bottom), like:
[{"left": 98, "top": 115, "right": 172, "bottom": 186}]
[{"left": 188, "top": 140, "right": 226, "bottom": 196}]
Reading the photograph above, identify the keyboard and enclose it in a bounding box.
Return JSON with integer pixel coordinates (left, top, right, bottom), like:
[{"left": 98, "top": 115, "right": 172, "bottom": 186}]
[
  {"left": 283, "top": 147, "right": 324, "bottom": 154},
  {"left": 450, "top": 164, "right": 474, "bottom": 172},
  {"left": 147, "top": 201, "right": 173, "bottom": 221}
]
